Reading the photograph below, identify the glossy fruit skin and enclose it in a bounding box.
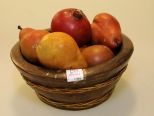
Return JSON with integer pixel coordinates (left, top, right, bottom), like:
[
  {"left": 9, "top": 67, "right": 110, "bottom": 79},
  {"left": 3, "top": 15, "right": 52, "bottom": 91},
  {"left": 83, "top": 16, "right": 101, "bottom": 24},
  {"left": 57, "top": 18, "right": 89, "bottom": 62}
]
[
  {"left": 20, "top": 29, "right": 49, "bottom": 63},
  {"left": 36, "top": 32, "right": 87, "bottom": 69},
  {"left": 19, "top": 27, "right": 34, "bottom": 40},
  {"left": 91, "top": 13, "right": 122, "bottom": 50},
  {"left": 81, "top": 45, "right": 114, "bottom": 67},
  {"left": 51, "top": 8, "right": 92, "bottom": 47}
]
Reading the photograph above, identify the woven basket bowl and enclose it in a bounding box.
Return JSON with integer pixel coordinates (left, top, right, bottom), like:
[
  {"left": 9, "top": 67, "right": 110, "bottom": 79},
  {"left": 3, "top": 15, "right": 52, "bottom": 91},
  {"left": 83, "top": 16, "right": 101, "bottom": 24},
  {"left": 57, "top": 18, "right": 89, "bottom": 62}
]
[{"left": 10, "top": 34, "right": 133, "bottom": 110}]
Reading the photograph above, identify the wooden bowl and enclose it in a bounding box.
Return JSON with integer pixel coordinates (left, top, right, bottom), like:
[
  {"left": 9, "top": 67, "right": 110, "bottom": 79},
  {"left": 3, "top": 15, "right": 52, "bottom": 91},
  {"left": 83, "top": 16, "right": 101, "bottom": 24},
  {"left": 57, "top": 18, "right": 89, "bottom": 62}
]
[{"left": 10, "top": 34, "right": 134, "bottom": 110}]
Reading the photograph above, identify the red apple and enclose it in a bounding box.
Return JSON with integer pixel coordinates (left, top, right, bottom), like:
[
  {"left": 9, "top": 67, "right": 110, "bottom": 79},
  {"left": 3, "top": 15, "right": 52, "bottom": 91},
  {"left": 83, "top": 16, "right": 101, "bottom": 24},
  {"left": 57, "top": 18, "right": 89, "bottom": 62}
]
[
  {"left": 81, "top": 45, "right": 114, "bottom": 67},
  {"left": 51, "top": 8, "right": 92, "bottom": 47}
]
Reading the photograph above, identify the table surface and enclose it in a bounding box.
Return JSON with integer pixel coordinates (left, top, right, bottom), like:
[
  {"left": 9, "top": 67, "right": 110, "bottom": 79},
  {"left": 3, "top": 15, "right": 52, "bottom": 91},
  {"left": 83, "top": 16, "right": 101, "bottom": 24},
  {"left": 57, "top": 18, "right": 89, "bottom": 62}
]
[{"left": 1, "top": 0, "right": 154, "bottom": 116}]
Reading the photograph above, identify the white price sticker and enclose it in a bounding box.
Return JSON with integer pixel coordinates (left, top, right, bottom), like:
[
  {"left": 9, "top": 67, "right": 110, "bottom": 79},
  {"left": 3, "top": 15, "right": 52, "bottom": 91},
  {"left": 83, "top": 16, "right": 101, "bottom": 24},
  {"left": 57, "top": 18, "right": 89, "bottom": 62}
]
[{"left": 66, "top": 69, "right": 84, "bottom": 82}]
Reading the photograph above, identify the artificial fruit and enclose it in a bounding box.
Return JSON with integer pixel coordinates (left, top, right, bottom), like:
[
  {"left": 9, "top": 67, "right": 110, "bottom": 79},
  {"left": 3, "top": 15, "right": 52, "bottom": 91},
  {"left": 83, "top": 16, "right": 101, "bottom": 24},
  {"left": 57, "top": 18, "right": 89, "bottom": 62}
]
[
  {"left": 91, "top": 13, "right": 122, "bottom": 50},
  {"left": 19, "top": 26, "right": 49, "bottom": 63},
  {"left": 36, "top": 32, "right": 87, "bottom": 69},
  {"left": 51, "top": 8, "right": 92, "bottom": 47},
  {"left": 81, "top": 45, "right": 114, "bottom": 66}
]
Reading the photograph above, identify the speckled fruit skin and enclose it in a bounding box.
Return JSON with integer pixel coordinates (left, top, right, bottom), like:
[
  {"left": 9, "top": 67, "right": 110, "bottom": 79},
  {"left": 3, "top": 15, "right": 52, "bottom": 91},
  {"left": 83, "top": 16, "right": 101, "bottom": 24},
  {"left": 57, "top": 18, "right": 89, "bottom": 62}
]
[
  {"left": 20, "top": 29, "right": 49, "bottom": 63},
  {"left": 18, "top": 27, "right": 34, "bottom": 40},
  {"left": 36, "top": 32, "right": 87, "bottom": 69},
  {"left": 91, "top": 13, "right": 122, "bottom": 50}
]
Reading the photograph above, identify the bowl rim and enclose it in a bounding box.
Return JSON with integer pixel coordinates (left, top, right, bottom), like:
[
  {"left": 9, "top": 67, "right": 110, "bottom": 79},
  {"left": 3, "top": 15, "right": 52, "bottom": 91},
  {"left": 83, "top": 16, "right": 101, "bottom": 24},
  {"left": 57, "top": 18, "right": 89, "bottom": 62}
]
[{"left": 10, "top": 34, "right": 134, "bottom": 80}]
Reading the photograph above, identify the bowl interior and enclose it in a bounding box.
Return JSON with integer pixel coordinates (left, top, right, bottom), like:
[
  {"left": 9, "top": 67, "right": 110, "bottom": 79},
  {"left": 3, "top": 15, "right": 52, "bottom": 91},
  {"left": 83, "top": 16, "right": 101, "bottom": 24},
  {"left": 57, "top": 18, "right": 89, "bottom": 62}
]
[{"left": 10, "top": 34, "right": 134, "bottom": 88}]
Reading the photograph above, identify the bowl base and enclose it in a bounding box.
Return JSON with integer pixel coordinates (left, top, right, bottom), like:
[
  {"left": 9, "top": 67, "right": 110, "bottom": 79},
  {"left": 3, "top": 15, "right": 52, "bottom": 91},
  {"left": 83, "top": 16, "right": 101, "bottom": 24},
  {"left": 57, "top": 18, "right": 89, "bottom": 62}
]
[{"left": 36, "top": 89, "right": 114, "bottom": 110}]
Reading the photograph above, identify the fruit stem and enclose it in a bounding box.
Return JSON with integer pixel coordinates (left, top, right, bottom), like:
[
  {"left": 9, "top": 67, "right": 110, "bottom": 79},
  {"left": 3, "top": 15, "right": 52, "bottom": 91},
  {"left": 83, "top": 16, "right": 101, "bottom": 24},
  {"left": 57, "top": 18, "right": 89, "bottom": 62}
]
[
  {"left": 18, "top": 25, "right": 22, "bottom": 30},
  {"left": 73, "top": 9, "right": 83, "bottom": 20}
]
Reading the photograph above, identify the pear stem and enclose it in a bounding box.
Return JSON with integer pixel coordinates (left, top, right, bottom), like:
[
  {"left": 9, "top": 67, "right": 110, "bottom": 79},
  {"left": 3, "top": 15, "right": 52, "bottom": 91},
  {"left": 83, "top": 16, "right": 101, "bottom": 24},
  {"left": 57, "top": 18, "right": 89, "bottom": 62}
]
[{"left": 18, "top": 25, "right": 22, "bottom": 30}]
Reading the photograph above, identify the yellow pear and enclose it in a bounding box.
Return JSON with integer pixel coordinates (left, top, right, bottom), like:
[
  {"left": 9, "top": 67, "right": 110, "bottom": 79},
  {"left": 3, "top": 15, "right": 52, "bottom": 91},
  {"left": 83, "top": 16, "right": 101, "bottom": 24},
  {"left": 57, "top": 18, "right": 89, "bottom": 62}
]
[{"left": 36, "top": 32, "right": 87, "bottom": 69}]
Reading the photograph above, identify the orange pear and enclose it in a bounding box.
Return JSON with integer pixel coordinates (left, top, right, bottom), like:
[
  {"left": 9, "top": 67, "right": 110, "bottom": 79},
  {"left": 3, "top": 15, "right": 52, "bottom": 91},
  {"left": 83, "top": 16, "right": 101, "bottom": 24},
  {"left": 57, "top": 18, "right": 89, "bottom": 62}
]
[
  {"left": 18, "top": 26, "right": 49, "bottom": 63},
  {"left": 36, "top": 32, "right": 87, "bottom": 69}
]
